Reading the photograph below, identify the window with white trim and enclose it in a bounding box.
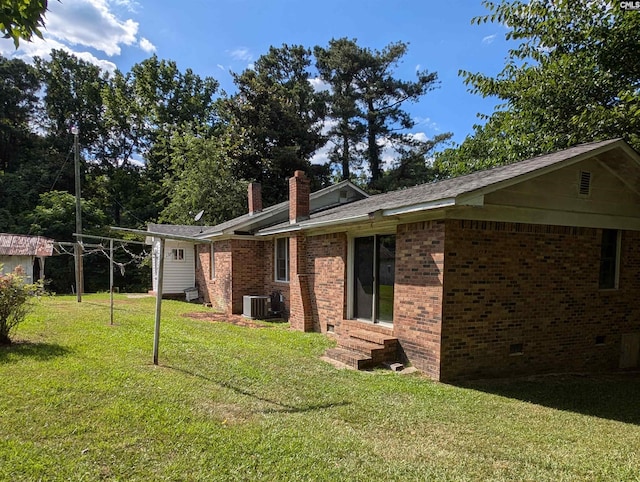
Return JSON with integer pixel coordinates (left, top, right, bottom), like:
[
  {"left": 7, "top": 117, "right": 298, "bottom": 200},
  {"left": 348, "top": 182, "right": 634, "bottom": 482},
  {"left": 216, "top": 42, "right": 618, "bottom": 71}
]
[
  {"left": 275, "top": 237, "right": 290, "bottom": 282},
  {"left": 171, "top": 248, "right": 185, "bottom": 261}
]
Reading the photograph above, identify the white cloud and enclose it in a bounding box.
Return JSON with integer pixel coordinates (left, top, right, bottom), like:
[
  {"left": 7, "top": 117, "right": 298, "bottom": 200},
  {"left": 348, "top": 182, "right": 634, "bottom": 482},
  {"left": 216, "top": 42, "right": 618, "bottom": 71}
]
[
  {"left": 309, "top": 77, "right": 330, "bottom": 93},
  {"left": 0, "top": 0, "right": 152, "bottom": 72},
  {"left": 0, "top": 36, "right": 118, "bottom": 72},
  {"left": 408, "top": 132, "right": 429, "bottom": 143},
  {"left": 139, "top": 37, "right": 156, "bottom": 53},
  {"left": 111, "top": 0, "right": 140, "bottom": 12},
  {"left": 310, "top": 142, "right": 331, "bottom": 166},
  {"left": 229, "top": 48, "right": 253, "bottom": 62},
  {"left": 217, "top": 64, "right": 226, "bottom": 71},
  {"left": 482, "top": 34, "right": 497, "bottom": 44},
  {"left": 45, "top": 0, "right": 138, "bottom": 56},
  {"left": 413, "top": 116, "right": 441, "bottom": 133}
]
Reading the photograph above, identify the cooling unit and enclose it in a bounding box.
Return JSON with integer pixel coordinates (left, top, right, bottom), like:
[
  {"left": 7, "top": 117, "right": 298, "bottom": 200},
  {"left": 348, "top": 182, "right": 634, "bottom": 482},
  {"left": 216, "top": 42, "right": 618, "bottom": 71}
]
[{"left": 243, "top": 295, "right": 270, "bottom": 319}]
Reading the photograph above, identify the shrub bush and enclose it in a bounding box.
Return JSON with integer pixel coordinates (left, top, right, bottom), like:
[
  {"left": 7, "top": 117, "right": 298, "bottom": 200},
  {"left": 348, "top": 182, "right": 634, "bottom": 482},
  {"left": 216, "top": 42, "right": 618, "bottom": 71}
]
[{"left": 0, "top": 265, "right": 43, "bottom": 345}]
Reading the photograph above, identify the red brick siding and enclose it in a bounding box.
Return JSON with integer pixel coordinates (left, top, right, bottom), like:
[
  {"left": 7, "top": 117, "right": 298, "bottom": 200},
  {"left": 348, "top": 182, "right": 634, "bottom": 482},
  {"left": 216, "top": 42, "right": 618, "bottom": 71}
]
[
  {"left": 263, "top": 238, "right": 290, "bottom": 318},
  {"left": 305, "top": 233, "right": 348, "bottom": 333},
  {"left": 230, "top": 239, "right": 266, "bottom": 314},
  {"left": 440, "top": 220, "right": 640, "bottom": 381},
  {"left": 393, "top": 221, "right": 446, "bottom": 379},
  {"left": 196, "top": 241, "right": 232, "bottom": 313},
  {"left": 289, "top": 233, "right": 313, "bottom": 331},
  {"left": 196, "top": 239, "right": 268, "bottom": 315}
]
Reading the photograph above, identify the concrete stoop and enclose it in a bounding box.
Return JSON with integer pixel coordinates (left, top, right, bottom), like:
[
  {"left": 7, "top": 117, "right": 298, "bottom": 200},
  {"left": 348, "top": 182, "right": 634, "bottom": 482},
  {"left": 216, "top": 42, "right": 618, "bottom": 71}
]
[{"left": 324, "top": 329, "right": 401, "bottom": 370}]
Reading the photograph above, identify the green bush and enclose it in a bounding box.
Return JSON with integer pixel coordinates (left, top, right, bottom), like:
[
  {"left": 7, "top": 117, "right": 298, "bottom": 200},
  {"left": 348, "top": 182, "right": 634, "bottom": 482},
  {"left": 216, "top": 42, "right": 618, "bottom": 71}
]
[{"left": 0, "top": 265, "right": 43, "bottom": 344}]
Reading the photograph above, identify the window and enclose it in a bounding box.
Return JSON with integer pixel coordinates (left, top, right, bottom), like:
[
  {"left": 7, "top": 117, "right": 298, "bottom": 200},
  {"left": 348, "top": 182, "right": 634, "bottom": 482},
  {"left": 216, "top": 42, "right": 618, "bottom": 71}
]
[
  {"left": 171, "top": 248, "right": 185, "bottom": 261},
  {"left": 275, "top": 237, "right": 289, "bottom": 282},
  {"left": 210, "top": 244, "right": 215, "bottom": 279},
  {"left": 599, "top": 229, "right": 620, "bottom": 289}
]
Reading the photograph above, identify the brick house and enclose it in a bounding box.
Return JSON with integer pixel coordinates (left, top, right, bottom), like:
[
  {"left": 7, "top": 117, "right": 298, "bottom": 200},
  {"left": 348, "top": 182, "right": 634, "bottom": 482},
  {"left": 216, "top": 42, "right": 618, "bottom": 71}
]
[{"left": 150, "top": 139, "right": 640, "bottom": 381}]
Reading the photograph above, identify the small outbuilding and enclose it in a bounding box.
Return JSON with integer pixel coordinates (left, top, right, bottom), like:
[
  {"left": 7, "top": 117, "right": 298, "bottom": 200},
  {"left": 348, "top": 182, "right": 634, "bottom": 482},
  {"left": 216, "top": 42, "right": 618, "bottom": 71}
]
[{"left": 0, "top": 233, "right": 54, "bottom": 282}]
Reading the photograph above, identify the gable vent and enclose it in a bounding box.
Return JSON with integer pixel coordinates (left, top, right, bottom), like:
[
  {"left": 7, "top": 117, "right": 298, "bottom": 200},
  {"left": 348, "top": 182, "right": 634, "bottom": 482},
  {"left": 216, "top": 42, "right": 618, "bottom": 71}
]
[{"left": 579, "top": 171, "right": 592, "bottom": 196}]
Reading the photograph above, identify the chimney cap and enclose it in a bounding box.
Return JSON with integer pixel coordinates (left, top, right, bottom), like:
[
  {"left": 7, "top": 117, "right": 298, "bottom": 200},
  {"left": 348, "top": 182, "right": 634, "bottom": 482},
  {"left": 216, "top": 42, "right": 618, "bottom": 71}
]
[{"left": 293, "top": 170, "right": 305, "bottom": 178}]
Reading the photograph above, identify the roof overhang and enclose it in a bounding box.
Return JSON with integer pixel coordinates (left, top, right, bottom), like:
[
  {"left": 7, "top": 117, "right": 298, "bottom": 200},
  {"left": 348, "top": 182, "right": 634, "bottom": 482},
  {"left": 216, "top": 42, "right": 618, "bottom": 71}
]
[
  {"left": 257, "top": 198, "right": 459, "bottom": 236},
  {"left": 113, "top": 226, "right": 215, "bottom": 244}
]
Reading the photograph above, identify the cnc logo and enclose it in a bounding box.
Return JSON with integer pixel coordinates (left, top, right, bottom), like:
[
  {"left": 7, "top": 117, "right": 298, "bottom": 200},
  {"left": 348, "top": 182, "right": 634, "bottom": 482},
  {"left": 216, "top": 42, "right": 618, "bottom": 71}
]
[{"left": 620, "top": 1, "right": 640, "bottom": 10}]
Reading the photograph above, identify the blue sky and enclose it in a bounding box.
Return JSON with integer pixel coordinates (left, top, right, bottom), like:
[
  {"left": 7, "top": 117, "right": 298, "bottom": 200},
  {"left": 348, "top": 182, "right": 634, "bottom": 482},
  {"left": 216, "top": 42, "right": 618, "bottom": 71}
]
[{"left": 1, "top": 0, "right": 513, "bottom": 150}]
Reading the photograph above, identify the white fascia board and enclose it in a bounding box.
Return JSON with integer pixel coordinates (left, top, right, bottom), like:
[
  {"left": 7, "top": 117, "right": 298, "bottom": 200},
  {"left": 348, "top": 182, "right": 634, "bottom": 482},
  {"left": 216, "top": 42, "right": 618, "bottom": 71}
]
[
  {"left": 197, "top": 231, "right": 224, "bottom": 240},
  {"left": 382, "top": 198, "right": 456, "bottom": 217},
  {"left": 258, "top": 201, "right": 457, "bottom": 235},
  {"left": 299, "top": 213, "right": 371, "bottom": 230},
  {"left": 256, "top": 224, "right": 302, "bottom": 236},
  {"left": 113, "top": 226, "right": 214, "bottom": 244},
  {"left": 257, "top": 213, "right": 371, "bottom": 236}
]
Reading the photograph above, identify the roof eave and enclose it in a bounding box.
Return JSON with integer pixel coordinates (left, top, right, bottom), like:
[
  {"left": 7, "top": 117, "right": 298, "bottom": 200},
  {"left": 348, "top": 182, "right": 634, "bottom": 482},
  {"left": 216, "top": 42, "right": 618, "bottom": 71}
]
[
  {"left": 115, "top": 226, "right": 215, "bottom": 244},
  {"left": 257, "top": 198, "right": 459, "bottom": 235},
  {"left": 381, "top": 198, "right": 457, "bottom": 217}
]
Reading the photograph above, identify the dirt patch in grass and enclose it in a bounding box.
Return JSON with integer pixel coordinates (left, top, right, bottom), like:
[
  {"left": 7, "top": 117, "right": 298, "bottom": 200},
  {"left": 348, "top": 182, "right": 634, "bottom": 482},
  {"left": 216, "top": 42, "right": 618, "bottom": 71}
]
[{"left": 182, "top": 312, "right": 278, "bottom": 328}]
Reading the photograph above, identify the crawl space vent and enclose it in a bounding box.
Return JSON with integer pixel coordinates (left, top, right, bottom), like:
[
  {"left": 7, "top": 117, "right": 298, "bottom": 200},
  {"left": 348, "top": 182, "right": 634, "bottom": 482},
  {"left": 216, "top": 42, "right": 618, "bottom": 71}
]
[{"left": 579, "top": 171, "right": 592, "bottom": 196}]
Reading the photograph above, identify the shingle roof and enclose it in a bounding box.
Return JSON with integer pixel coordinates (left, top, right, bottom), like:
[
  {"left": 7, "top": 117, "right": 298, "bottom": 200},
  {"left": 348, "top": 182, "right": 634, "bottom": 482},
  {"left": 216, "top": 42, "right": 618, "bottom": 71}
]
[
  {"left": 147, "top": 181, "right": 367, "bottom": 239},
  {"left": 147, "top": 224, "right": 206, "bottom": 237},
  {"left": 0, "top": 234, "right": 54, "bottom": 257},
  {"left": 197, "top": 199, "right": 288, "bottom": 237},
  {"left": 260, "top": 138, "right": 627, "bottom": 233}
]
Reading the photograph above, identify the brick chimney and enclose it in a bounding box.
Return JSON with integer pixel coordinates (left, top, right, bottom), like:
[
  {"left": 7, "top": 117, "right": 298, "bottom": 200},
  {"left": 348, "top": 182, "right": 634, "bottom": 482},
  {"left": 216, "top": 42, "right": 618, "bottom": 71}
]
[
  {"left": 289, "top": 170, "right": 310, "bottom": 223},
  {"left": 248, "top": 182, "right": 262, "bottom": 215}
]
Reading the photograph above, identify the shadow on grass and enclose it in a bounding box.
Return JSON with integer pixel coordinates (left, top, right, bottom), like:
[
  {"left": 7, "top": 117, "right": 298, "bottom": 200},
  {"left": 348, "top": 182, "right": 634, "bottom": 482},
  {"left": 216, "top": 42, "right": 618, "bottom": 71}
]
[
  {"left": 460, "top": 372, "right": 640, "bottom": 425},
  {"left": 167, "top": 365, "right": 351, "bottom": 414},
  {"left": 0, "top": 340, "right": 71, "bottom": 363}
]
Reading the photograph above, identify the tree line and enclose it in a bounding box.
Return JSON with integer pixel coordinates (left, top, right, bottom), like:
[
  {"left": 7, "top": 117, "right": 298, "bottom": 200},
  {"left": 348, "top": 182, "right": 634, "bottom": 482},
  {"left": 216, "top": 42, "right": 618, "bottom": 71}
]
[
  {"left": 1, "top": 0, "right": 638, "bottom": 292},
  {"left": 0, "top": 39, "right": 451, "bottom": 291}
]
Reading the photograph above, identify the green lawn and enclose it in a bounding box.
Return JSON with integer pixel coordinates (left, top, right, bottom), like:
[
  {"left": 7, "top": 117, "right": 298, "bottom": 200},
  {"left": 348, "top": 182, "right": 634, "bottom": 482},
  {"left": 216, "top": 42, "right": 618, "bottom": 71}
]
[{"left": 1, "top": 294, "right": 639, "bottom": 481}]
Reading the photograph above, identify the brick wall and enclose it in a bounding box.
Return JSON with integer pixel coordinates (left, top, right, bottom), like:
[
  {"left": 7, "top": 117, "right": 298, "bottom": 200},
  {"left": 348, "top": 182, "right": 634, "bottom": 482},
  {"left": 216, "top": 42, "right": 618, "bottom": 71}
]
[
  {"left": 195, "top": 241, "right": 232, "bottom": 313},
  {"left": 305, "top": 233, "right": 348, "bottom": 333},
  {"left": 440, "top": 220, "right": 640, "bottom": 381},
  {"left": 289, "top": 233, "right": 313, "bottom": 331},
  {"left": 230, "top": 239, "right": 266, "bottom": 314},
  {"left": 393, "top": 221, "right": 446, "bottom": 379},
  {"left": 195, "top": 239, "right": 268, "bottom": 315}
]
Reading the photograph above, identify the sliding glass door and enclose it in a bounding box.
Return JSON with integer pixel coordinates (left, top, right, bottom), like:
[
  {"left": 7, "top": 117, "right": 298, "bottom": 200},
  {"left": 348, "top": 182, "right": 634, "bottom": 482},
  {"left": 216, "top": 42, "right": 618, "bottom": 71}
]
[{"left": 353, "top": 235, "right": 396, "bottom": 324}]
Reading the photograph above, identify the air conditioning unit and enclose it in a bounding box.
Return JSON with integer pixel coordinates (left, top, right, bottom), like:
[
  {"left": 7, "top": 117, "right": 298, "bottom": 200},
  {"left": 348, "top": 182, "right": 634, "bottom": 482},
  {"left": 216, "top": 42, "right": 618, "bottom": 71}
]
[{"left": 243, "top": 295, "right": 270, "bottom": 319}]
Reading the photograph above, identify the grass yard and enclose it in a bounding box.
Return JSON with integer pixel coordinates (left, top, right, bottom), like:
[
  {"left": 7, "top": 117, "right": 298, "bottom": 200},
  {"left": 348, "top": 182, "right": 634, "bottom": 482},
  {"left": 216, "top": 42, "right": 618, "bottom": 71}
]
[{"left": 1, "top": 294, "right": 639, "bottom": 481}]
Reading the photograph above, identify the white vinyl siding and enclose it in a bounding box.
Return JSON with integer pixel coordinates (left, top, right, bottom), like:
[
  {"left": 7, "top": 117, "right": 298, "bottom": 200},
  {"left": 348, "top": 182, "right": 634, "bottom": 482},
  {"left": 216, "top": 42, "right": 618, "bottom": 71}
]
[{"left": 152, "top": 240, "right": 195, "bottom": 293}]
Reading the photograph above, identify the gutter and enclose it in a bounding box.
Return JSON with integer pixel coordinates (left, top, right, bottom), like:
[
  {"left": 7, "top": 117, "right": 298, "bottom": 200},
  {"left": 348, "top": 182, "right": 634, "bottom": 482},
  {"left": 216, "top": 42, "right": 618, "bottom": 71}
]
[
  {"left": 112, "top": 226, "right": 215, "bottom": 244},
  {"left": 381, "top": 198, "right": 456, "bottom": 216},
  {"left": 257, "top": 198, "right": 459, "bottom": 236}
]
